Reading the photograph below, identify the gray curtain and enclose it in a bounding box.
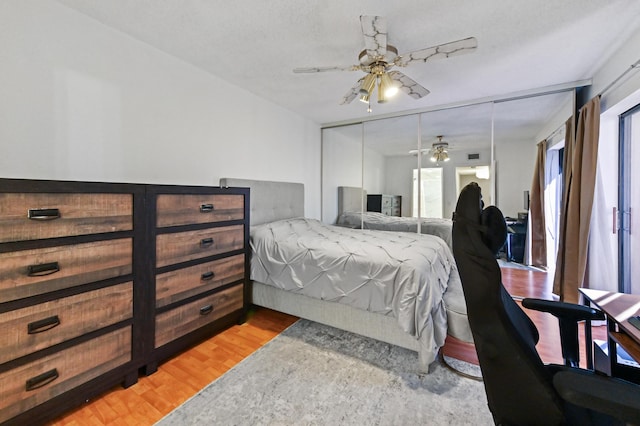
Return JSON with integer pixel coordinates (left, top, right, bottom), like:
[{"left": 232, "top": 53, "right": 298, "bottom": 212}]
[
  {"left": 553, "top": 96, "right": 600, "bottom": 303},
  {"left": 529, "top": 139, "right": 547, "bottom": 269}
]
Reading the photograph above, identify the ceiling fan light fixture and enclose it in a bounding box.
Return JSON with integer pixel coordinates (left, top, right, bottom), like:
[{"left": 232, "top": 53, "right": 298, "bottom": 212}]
[
  {"left": 430, "top": 137, "right": 450, "bottom": 163},
  {"left": 379, "top": 72, "right": 398, "bottom": 97},
  {"left": 359, "top": 73, "right": 376, "bottom": 96},
  {"left": 430, "top": 151, "right": 450, "bottom": 163}
]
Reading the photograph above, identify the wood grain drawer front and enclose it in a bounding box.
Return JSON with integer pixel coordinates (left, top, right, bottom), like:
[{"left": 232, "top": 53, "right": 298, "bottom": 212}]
[
  {"left": 156, "top": 225, "right": 244, "bottom": 268},
  {"left": 0, "top": 326, "right": 131, "bottom": 424},
  {"left": 156, "top": 254, "right": 245, "bottom": 308},
  {"left": 155, "top": 284, "right": 243, "bottom": 348},
  {"left": 0, "top": 282, "right": 132, "bottom": 365},
  {"left": 0, "top": 193, "right": 132, "bottom": 243},
  {"left": 156, "top": 194, "right": 244, "bottom": 228},
  {"left": 0, "top": 238, "right": 132, "bottom": 303}
]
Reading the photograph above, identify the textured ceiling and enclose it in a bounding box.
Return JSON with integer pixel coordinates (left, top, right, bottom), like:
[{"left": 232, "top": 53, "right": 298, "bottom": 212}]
[
  {"left": 53, "top": 0, "right": 640, "bottom": 151},
  {"left": 54, "top": 0, "right": 640, "bottom": 125}
]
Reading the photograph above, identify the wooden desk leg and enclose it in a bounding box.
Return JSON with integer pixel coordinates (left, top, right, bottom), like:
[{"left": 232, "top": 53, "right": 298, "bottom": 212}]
[
  {"left": 582, "top": 298, "right": 594, "bottom": 370},
  {"left": 585, "top": 318, "right": 594, "bottom": 370},
  {"left": 608, "top": 317, "right": 618, "bottom": 377}
]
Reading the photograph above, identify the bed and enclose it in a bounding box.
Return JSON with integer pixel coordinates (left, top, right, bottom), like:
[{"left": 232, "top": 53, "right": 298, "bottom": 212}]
[
  {"left": 219, "top": 178, "right": 471, "bottom": 371},
  {"left": 336, "top": 186, "right": 454, "bottom": 250}
]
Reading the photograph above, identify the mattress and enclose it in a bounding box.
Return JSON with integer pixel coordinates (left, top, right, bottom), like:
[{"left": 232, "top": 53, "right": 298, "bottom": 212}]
[
  {"left": 337, "top": 211, "right": 453, "bottom": 250},
  {"left": 250, "top": 217, "right": 464, "bottom": 347}
]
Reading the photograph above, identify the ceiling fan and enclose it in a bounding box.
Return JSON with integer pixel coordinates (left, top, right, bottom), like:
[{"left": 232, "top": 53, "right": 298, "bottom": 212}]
[
  {"left": 293, "top": 16, "right": 477, "bottom": 105},
  {"left": 429, "top": 136, "right": 450, "bottom": 163},
  {"left": 408, "top": 135, "right": 452, "bottom": 162}
]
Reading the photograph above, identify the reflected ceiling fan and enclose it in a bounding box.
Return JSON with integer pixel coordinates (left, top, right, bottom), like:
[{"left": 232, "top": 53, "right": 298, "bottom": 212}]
[
  {"left": 430, "top": 136, "right": 450, "bottom": 163},
  {"left": 410, "top": 135, "right": 452, "bottom": 162},
  {"left": 293, "top": 16, "right": 477, "bottom": 106}
]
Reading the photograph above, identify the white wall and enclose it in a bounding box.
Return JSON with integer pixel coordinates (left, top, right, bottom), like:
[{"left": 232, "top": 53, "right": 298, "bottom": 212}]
[{"left": 0, "top": 1, "right": 321, "bottom": 218}]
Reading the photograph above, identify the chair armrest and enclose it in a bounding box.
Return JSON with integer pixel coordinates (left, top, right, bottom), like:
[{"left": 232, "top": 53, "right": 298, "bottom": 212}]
[
  {"left": 522, "top": 298, "right": 604, "bottom": 322},
  {"left": 524, "top": 298, "right": 604, "bottom": 367},
  {"left": 553, "top": 369, "right": 640, "bottom": 424}
]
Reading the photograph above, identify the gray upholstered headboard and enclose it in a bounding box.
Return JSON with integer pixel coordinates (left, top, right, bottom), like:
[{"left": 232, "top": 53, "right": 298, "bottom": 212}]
[
  {"left": 338, "top": 186, "right": 367, "bottom": 216},
  {"left": 219, "top": 178, "right": 304, "bottom": 226}
]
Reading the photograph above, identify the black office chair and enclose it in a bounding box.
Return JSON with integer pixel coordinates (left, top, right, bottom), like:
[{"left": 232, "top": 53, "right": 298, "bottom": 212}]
[{"left": 452, "top": 182, "right": 640, "bottom": 426}]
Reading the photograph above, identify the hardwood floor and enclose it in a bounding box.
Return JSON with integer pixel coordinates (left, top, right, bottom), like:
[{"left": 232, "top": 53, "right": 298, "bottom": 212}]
[
  {"left": 49, "top": 309, "right": 298, "bottom": 425},
  {"left": 48, "top": 267, "right": 605, "bottom": 425}
]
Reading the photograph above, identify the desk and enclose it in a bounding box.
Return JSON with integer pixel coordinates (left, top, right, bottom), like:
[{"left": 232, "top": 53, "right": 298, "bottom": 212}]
[
  {"left": 504, "top": 219, "right": 526, "bottom": 263},
  {"left": 580, "top": 288, "right": 640, "bottom": 383}
]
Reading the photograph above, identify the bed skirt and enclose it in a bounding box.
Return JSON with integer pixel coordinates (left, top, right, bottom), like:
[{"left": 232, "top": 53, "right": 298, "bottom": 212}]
[{"left": 251, "top": 281, "right": 444, "bottom": 372}]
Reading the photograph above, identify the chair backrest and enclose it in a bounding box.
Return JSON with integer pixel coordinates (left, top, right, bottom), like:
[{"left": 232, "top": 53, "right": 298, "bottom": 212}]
[{"left": 452, "top": 182, "right": 566, "bottom": 425}]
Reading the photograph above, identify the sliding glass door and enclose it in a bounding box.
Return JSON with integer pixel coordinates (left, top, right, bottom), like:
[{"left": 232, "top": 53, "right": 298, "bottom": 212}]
[{"left": 619, "top": 103, "right": 640, "bottom": 294}]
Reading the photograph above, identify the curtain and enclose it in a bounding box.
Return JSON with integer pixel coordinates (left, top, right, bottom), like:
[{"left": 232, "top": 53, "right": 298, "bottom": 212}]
[
  {"left": 529, "top": 139, "right": 547, "bottom": 268},
  {"left": 553, "top": 96, "right": 600, "bottom": 303}
]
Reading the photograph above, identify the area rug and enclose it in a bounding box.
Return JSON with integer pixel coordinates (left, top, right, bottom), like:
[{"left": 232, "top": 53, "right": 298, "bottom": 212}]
[{"left": 156, "top": 319, "right": 493, "bottom": 425}]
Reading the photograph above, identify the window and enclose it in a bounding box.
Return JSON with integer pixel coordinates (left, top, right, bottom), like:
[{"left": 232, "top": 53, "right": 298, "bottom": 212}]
[{"left": 412, "top": 168, "right": 443, "bottom": 218}]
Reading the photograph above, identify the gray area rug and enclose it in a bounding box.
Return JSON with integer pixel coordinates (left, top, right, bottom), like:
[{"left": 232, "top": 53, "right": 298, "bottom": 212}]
[{"left": 157, "top": 319, "right": 493, "bottom": 425}]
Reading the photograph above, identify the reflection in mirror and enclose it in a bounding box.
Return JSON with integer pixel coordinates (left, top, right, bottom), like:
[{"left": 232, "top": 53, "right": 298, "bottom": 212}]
[
  {"left": 456, "top": 166, "right": 491, "bottom": 205},
  {"left": 363, "top": 115, "right": 419, "bottom": 219},
  {"left": 322, "top": 89, "right": 575, "bottom": 255},
  {"left": 493, "top": 92, "right": 573, "bottom": 218},
  {"left": 415, "top": 168, "right": 443, "bottom": 217},
  {"left": 420, "top": 103, "right": 493, "bottom": 218},
  {"left": 321, "top": 124, "right": 362, "bottom": 224}
]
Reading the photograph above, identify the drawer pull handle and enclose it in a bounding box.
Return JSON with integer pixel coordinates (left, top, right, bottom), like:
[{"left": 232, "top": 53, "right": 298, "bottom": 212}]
[
  {"left": 200, "top": 204, "right": 214, "bottom": 213},
  {"left": 200, "top": 238, "right": 214, "bottom": 248},
  {"left": 201, "top": 271, "right": 215, "bottom": 281},
  {"left": 26, "top": 368, "right": 59, "bottom": 391},
  {"left": 200, "top": 305, "right": 214, "bottom": 315},
  {"left": 28, "top": 315, "right": 61, "bottom": 334},
  {"left": 27, "top": 262, "right": 60, "bottom": 277},
  {"left": 28, "top": 208, "right": 61, "bottom": 221}
]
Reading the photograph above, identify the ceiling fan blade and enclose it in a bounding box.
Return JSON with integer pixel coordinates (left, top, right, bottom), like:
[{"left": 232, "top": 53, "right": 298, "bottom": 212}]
[
  {"left": 396, "top": 37, "right": 477, "bottom": 66},
  {"left": 340, "top": 77, "right": 365, "bottom": 105},
  {"left": 293, "top": 65, "right": 357, "bottom": 73},
  {"left": 388, "top": 71, "right": 430, "bottom": 99},
  {"left": 360, "top": 15, "right": 387, "bottom": 59}
]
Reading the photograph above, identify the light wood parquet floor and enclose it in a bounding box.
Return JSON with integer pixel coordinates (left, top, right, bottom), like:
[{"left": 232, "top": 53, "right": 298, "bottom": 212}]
[{"left": 49, "top": 266, "right": 606, "bottom": 425}]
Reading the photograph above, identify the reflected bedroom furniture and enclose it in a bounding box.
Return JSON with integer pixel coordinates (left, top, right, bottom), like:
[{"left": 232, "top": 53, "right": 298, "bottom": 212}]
[
  {"left": 337, "top": 186, "right": 453, "bottom": 249},
  {"left": 504, "top": 216, "right": 527, "bottom": 263},
  {"left": 367, "top": 194, "right": 401, "bottom": 216}
]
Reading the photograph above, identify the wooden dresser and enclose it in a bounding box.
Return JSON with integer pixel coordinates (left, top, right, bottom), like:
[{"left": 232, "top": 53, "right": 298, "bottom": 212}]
[
  {"left": 146, "top": 185, "right": 249, "bottom": 373},
  {"left": 0, "top": 179, "right": 249, "bottom": 425},
  {"left": 367, "top": 194, "right": 402, "bottom": 217}
]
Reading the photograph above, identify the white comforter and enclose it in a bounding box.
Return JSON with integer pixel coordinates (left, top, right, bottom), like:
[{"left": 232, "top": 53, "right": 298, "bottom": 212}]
[{"left": 250, "top": 218, "right": 462, "bottom": 353}]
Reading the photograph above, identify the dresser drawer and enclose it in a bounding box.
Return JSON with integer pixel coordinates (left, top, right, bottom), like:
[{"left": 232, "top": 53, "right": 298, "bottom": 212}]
[
  {"left": 0, "top": 238, "right": 132, "bottom": 303},
  {"left": 155, "top": 284, "right": 243, "bottom": 348},
  {"left": 0, "top": 193, "right": 132, "bottom": 243},
  {"left": 156, "top": 254, "right": 244, "bottom": 308},
  {"left": 0, "top": 326, "right": 131, "bottom": 424},
  {"left": 156, "top": 194, "right": 244, "bottom": 228},
  {"left": 0, "top": 282, "right": 132, "bottom": 365},
  {"left": 156, "top": 225, "right": 244, "bottom": 268}
]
